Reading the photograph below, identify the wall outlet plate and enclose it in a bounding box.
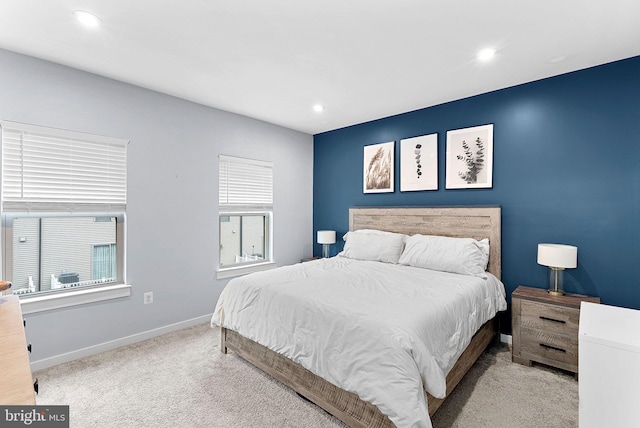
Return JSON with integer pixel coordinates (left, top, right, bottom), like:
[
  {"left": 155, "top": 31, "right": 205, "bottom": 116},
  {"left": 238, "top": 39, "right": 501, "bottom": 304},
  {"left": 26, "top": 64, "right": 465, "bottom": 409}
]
[{"left": 143, "top": 292, "right": 153, "bottom": 304}]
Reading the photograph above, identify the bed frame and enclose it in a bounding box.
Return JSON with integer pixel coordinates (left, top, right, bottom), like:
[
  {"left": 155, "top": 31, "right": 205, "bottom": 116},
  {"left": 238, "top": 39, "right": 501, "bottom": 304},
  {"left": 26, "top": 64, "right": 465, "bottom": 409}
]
[{"left": 220, "top": 206, "right": 502, "bottom": 427}]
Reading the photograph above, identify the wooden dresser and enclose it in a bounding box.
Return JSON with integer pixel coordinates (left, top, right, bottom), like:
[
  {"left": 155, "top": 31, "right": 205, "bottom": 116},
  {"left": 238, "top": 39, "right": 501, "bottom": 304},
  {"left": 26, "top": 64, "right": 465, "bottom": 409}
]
[
  {"left": 0, "top": 294, "right": 36, "bottom": 405},
  {"left": 512, "top": 285, "right": 600, "bottom": 375}
]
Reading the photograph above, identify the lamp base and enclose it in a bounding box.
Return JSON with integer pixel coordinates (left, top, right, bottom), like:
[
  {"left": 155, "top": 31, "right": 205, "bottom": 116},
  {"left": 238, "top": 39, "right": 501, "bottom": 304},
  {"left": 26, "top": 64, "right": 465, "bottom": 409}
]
[
  {"left": 547, "top": 267, "right": 565, "bottom": 296},
  {"left": 322, "top": 244, "right": 330, "bottom": 258}
]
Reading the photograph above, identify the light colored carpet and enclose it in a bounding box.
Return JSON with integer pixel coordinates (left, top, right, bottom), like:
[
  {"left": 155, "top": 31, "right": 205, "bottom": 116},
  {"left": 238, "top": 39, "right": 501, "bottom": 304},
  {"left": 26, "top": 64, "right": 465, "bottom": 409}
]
[
  {"left": 430, "top": 343, "right": 578, "bottom": 428},
  {"left": 34, "top": 323, "right": 578, "bottom": 427}
]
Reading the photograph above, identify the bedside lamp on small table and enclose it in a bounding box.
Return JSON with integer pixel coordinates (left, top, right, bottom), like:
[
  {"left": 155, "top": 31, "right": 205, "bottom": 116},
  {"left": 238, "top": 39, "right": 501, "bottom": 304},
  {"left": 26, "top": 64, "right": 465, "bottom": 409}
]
[
  {"left": 537, "top": 243, "right": 577, "bottom": 296},
  {"left": 317, "top": 230, "right": 336, "bottom": 258}
]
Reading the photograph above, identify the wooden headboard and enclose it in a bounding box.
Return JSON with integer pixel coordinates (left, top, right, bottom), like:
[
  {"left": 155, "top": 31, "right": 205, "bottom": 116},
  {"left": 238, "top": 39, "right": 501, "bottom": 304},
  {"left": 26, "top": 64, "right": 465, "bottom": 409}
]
[{"left": 349, "top": 206, "right": 501, "bottom": 279}]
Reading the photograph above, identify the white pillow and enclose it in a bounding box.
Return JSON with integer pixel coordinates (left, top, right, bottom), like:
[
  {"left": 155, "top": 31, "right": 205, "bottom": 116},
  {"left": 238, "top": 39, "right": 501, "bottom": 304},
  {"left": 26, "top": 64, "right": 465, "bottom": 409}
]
[
  {"left": 340, "top": 229, "right": 407, "bottom": 264},
  {"left": 398, "top": 234, "right": 490, "bottom": 278}
]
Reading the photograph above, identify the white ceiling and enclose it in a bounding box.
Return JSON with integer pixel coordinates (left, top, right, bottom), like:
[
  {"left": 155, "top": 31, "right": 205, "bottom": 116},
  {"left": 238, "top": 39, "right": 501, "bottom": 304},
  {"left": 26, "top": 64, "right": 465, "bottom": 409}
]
[{"left": 1, "top": 1, "right": 639, "bottom": 135}]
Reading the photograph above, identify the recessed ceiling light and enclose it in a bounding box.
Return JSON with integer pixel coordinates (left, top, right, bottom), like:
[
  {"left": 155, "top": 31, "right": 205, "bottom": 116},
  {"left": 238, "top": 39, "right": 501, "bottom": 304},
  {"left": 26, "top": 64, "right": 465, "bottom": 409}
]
[
  {"left": 477, "top": 48, "right": 497, "bottom": 62},
  {"left": 73, "top": 10, "right": 102, "bottom": 28},
  {"left": 313, "top": 104, "right": 324, "bottom": 113}
]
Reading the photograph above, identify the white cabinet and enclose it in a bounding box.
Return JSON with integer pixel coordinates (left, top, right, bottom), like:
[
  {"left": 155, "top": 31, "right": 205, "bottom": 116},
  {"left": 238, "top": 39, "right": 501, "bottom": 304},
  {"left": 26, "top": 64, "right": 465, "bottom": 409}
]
[{"left": 578, "top": 302, "right": 640, "bottom": 428}]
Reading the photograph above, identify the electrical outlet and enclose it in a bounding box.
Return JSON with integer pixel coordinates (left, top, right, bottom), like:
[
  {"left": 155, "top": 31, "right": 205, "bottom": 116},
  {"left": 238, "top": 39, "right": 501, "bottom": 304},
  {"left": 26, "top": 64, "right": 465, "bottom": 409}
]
[{"left": 143, "top": 292, "right": 153, "bottom": 304}]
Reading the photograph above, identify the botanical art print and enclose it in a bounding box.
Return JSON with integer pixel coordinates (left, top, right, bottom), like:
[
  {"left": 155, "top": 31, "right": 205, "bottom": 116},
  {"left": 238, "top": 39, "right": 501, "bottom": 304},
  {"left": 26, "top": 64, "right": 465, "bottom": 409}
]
[
  {"left": 445, "top": 124, "right": 493, "bottom": 189},
  {"left": 363, "top": 141, "right": 394, "bottom": 193},
  {"left": 400, "top": 133, "right": 437, "bottom": 191}
]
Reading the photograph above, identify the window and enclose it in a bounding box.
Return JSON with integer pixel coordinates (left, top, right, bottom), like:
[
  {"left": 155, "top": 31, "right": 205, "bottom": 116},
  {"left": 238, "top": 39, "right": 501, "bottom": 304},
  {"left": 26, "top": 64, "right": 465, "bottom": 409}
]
[
  {"left": 92, "top": 243, "right": 117, "bottom": 281},
  {"left": 6, "top": 215, "right": 123, "bottom": 294},
  {"left": 218, "top": 155, "right": 273, "bottom": 275},
  {"left": 219, "top": 213, "right": 269, "bottom": 266},
  {"left": 1, "top": 120, "right": 127, "bottom": 305}
]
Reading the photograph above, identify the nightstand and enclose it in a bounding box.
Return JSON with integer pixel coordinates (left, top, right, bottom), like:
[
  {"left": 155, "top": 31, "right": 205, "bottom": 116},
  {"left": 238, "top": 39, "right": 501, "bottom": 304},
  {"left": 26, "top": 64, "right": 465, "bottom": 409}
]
[{"left": 511, "top": 285, "right": 599, "bottom": 375}]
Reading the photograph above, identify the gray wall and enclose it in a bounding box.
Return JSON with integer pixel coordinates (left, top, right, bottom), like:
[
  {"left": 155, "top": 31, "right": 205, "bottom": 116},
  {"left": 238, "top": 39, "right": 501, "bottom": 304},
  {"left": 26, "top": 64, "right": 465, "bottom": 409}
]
[{"left": 0, "top": 48, "right": 314, "bottom": 365}]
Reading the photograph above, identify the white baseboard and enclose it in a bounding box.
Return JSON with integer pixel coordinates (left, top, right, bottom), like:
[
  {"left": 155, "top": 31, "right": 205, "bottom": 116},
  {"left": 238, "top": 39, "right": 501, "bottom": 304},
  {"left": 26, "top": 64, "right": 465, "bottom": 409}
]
[
  {"left": 30, "top": 314, "right": 213, "bottom": 371},
  {"left": 31, "top": 318, "right": 513, "bottom": 371},
  {"left": 500, "top": 333, "right": 512, "bottom": 345}
]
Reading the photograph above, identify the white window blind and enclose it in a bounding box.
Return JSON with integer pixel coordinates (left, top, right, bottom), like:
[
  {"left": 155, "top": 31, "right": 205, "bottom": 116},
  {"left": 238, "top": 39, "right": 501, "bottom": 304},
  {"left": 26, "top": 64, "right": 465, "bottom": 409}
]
[
  {"left": 1, "top": 121, "right": 127, "bottom": 212},
  {"left": 219, "top": 155, "right": 273, "bottom": 209}
]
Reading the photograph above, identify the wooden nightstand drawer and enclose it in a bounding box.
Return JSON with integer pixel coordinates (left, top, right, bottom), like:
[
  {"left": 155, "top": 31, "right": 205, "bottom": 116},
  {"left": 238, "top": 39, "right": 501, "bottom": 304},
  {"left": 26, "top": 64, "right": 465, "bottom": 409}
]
[
  {"left": 520, "top": 300, "right": 580, "bottom": 336},
  {"left": 520, "top": 326, "right": 578, "bottom": 368}
]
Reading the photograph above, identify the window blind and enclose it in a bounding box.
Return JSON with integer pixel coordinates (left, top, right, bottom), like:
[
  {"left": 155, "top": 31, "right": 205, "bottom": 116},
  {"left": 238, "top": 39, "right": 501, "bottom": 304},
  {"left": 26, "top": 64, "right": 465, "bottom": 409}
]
[
  {"left": 219, "top": 155, "right": 273, "bottom": 209},
  {"left": 1, "top": 121, "right": 127, "bottom": 212}
]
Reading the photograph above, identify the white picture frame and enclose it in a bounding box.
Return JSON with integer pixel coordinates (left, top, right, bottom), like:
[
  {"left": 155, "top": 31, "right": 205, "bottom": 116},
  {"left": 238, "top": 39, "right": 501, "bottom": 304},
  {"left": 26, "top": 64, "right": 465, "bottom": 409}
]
[
  {"left": 363, "top": 141, "right": 394, "bottom": 193},
  {"left": 400, "top": 133, "right": 438, "bottom": 191},
  {"left": 446, "top": 124, "right": 493, "bottom": 189}
]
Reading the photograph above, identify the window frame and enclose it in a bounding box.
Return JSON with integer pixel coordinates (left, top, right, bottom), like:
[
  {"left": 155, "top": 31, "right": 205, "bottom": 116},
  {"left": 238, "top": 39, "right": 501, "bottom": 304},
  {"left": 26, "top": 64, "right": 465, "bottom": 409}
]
[
  {"left": 218, "top": 210, "right": 273, "bottom": 277},
  {"left": 0, "top": 120, "right": 130, "bottom": 313},
  {"left": 2, "top": 212, "right": 128, "bottom": 314},
  {"left": 217, "top": 155, "right": 275, "bottom": 278}
]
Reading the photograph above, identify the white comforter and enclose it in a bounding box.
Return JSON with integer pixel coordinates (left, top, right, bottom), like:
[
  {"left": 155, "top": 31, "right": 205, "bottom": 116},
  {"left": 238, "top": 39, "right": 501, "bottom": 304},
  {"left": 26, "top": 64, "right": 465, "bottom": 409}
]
[{"left": 211, "top": 257, "right": 507, "bottom": 428}]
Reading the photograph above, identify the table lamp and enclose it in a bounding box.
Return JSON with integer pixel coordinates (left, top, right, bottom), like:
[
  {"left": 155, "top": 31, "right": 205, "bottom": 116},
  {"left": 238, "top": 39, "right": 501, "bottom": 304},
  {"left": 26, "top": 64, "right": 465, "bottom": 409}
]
[
  {"left": 537, "top": 243, "right": 577, "bottom": 296},
  {"left": 317, "top": 230, "right": 336, "bottom": 258}
]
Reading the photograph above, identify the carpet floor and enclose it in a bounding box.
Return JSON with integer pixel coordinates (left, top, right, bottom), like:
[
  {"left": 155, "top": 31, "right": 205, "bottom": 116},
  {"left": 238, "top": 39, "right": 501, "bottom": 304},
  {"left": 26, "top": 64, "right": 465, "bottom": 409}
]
[{"left": 34, "top": 323, "right": 578, "bottom": 427}]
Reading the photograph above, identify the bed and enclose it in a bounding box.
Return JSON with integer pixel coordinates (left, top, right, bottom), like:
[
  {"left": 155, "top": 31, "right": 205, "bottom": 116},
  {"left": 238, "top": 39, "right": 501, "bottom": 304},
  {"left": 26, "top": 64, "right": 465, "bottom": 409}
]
[{"left": 212, "top": 206, "right": 506, "bottom": 427}]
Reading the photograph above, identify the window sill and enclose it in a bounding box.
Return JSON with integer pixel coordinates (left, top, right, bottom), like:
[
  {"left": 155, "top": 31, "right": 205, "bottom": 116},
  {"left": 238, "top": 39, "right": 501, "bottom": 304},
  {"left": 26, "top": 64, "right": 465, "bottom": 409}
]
[
  {"left": 217, "top": 261, "right": 276, "bottom": 279},
  {"left": 18, "top": 283, "right": 131, "bottom": 314}
]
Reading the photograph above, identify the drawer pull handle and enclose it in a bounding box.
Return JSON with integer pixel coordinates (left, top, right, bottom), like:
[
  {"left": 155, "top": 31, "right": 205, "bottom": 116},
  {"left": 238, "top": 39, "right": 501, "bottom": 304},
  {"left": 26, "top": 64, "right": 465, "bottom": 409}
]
[
  {"left": 539, "top": 316, "right": 565, "bottom": 324},
  {"left": 540, "top": 343, "right": 566, "bottom": 353}
]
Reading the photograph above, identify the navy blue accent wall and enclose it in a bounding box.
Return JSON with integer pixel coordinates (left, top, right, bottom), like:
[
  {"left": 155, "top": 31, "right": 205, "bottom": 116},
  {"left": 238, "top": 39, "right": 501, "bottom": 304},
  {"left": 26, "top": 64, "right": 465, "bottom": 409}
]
[{"left": 313, "top": 55, "right": 640, "bottom": 331}]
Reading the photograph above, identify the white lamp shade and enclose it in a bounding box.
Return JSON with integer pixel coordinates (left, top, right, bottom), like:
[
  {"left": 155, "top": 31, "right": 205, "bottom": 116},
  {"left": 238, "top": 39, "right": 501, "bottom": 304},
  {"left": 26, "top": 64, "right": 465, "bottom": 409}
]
[
  {"left": 537, "top": 243, "right": 577, "bottom": 269},
  {"left": 317, "top": 230, "right": 336, "bottom": 245}
]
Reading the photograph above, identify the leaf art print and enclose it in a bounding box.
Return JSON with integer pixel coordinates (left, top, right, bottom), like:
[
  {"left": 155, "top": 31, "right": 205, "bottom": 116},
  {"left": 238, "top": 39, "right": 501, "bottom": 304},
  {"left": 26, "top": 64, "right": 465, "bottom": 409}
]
[
  {"left": 457, "top": 137, "right": 484, "bottom": 183},
  {"left": 363, "top": 141, "right": 394, "bottom": 193},
  {"left": 446, "top": 124, "right": 493, "bottom": 189}
]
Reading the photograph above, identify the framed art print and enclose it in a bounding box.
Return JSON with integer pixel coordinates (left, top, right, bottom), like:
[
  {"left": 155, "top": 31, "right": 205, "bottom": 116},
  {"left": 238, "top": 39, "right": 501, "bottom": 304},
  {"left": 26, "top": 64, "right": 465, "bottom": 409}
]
[
  {"left": 363, "top": 141, "right": 394, "bottom": 193},
  {"left": 446, "top": 124, "right": 493, "bottom": 189},
  {"left": 400, "top": 133, "right": 437, "bottom": 191}
]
